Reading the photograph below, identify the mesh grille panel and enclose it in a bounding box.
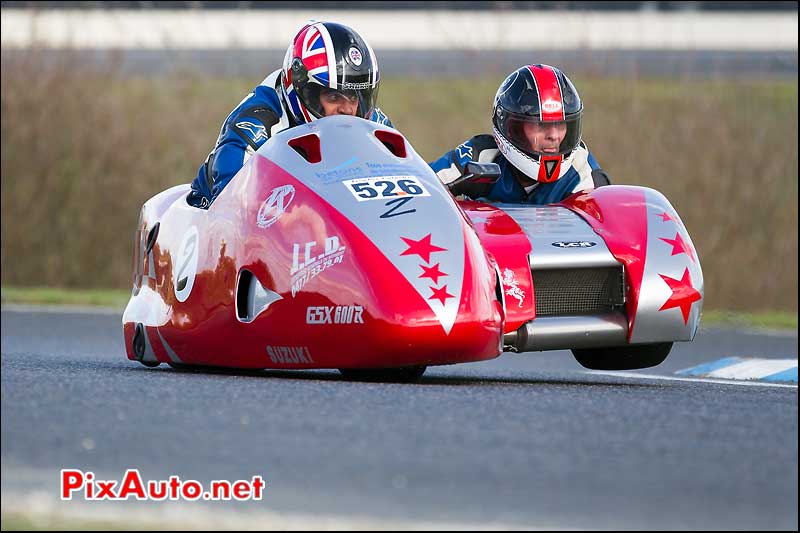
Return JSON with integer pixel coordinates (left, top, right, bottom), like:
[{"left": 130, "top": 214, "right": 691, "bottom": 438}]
[{"left": 533, "top": 267, "right": 625, "bottom": 316}]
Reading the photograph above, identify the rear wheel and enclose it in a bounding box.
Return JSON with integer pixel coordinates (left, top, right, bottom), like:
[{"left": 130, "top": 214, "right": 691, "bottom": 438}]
[
  {"left": 572, "top": 342, "right": 673, "bottom": 370},
  {"left": 338, "top": 366, "right": 427, "bottom": 383}
]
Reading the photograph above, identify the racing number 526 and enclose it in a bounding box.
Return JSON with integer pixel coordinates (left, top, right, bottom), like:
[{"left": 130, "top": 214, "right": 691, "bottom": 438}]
[{"left": 351, "top": 179, "right": 424, "bottom": 200}]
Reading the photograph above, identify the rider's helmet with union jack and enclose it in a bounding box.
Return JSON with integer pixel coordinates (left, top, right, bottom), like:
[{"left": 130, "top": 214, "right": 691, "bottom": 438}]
[
  {"left": 281, "top": 21, "right": 380, "bottom": 124},
  {"left": 492, "top": 65, "right": 583, "bottom": 184}
]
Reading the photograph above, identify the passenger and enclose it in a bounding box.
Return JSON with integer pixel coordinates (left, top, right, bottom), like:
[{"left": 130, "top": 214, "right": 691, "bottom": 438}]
[{"left": 430, "top": 64, "right": 610, "bottom": 204}]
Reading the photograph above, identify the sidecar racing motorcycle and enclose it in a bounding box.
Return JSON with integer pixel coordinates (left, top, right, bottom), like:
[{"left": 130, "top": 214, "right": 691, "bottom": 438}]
[{"left": 123, "top": 115, "right": 703, "bottom": 381}]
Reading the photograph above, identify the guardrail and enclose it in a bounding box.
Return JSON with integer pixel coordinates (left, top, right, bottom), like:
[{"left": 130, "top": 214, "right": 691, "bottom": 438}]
[{"left": 2, "top": 9, "right": 797, "bottom": 50}]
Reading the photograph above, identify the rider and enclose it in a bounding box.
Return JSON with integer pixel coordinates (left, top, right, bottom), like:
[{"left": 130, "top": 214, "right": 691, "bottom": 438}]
[
  {"left": 429, "top": 64, "right": 610, "bottom": 204},
  {"left": 188, "top": 21, "right": 392, "bottom": 208}
]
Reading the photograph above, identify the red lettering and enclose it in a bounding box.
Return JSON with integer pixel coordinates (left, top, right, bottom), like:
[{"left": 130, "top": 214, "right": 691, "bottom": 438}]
[
  {"left": 169, "top": 475, "right": 181, "bottom": 499},
  {"left": 252, "top": 476, "right": 266, "bottom": 499},
  {"left": 211, "top": 480, "right": 230, "bottom": 500},
  {"left": 96, "top": 480, "right": 117, "bottom": 499},
  {"left": 61, "top": 469, "right": 84, "bottom": 500},
  {"left": 148, "top": 480, "right": 168, "bottom": 500},
  {"left": 182, "top": 480, "right": 202, "bottom": 500},
  {"left": 232, "top": 481, "right": 250, "bottom": 500},
  {"left": 118, "top": 469, "right": 146, "bottom": 500}
]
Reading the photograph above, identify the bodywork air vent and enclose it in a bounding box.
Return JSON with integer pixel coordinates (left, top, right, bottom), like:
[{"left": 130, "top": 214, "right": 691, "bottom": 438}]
[
  {"left": 288, "top": 133, "right": 322, "bottom": 163},
  {"left": 374, "top": 130, "right": 407, "bottom": 158}
]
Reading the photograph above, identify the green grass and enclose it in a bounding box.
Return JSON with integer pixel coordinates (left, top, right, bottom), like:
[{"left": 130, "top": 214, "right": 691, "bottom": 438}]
[
  {"left": 1, "top": 286, "right": 130, "bottom": 309},
  {"left": 1, "top": 286, "right": 796, "bottom": 332},
  {"left": 701, "top": 309, "right": 798, "bottom": 331},
  {"left": 0, "top": 512, "right": 143, "bottom": 531},
  {"left": 1, "top": 50, "right": 797, "bottom": 312}
]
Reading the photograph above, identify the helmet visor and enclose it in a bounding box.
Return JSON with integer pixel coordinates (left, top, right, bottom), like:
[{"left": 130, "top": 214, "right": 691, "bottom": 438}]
[
  {"left": 299, "top": 83, "right": 379, "bottom": 120},
  {"left": 500, "top": 112, "right": 582, "bottom": 158}
]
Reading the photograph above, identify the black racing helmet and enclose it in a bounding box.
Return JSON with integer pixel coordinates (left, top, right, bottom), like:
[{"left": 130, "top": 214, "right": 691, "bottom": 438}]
[
  {"left": 492, "top": 65, "right": 583, "bottom": 183},
  {"left": 281, "top": 21, "right": 380, "bottom": 123}
]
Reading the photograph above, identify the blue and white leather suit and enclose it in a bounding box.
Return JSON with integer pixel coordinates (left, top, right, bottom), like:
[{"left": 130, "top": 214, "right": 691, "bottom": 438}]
[
  {"left": 429, "top": 134, "right": 608, "bottom": 204},
  {"left": 189, "top": 69, "right": 392, "bottom": 208}
]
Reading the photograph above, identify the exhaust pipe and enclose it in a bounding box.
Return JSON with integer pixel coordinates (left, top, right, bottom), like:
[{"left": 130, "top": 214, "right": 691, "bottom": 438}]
[{"left": 505, "top": 312, "right": 629, "bottom": 352}]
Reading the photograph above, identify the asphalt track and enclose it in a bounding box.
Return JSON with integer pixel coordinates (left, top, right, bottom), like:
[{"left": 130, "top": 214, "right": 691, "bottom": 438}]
[{"left": 1, "top": 306, "right": 797, "bottom": 529}]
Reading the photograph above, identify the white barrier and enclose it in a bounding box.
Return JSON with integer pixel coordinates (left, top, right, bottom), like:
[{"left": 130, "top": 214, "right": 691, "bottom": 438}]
[{"left": 1, "top": 9, "right": 797, "bottom": 50}]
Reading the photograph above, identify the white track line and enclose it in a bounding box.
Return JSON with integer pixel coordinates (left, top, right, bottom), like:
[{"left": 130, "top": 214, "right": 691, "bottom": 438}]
[{"left": 587, "top": 371, "right": 797, "bottom": 389}]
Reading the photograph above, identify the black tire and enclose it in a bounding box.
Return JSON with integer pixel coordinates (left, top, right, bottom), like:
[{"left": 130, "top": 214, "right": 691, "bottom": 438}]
[
  {"left": 572, "top": 342, "right": 673, "bottom": 370},
  {"left": 138, "top": 360, "right": 161, "bottom": 368},
  {"left": 338, "top": 366, "right": 427, "bottom": 383}
]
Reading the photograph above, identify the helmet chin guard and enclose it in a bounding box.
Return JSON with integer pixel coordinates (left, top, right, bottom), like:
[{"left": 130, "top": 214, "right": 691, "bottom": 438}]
[
  {"left": 538, "top": 155, "right": 562, "bottom": 183},
  {"left": 493, "top": 126, "right": 574, "bottom": 184}
]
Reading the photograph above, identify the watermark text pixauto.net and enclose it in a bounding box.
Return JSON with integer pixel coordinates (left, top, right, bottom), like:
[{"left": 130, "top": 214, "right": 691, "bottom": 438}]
[{"left": 61, "top": 469, "right": 266, "bottom": 501}]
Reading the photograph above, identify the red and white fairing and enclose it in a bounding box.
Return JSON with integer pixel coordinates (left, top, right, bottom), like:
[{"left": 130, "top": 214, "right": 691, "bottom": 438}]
[
  {"left": 123, "top": 116, "right": 504, "bottom": 370},
  {"left": 124, "top": 115, "right": 703, "bottom": 373},
  {"left": 459, "top": 186, "right": 703, "bottom": 350}
]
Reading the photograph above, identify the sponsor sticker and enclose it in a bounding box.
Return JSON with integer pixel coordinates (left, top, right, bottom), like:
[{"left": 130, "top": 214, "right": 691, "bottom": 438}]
[
  {"left": 456, "top": 142, "right": 473, "bottom": 160},
  {"left": 552, "top": 241, "right": 596, "bottom": 248},
  {"left": 257, "top": 185, "right": 295, "bottom": 228},
  {"left": 348, "top": 46, "right": 363, "bottom": 66},
  {"left": 541, "top": 99, "right": 563, "bottom": 113},
  {"left": 341, "top": 81, "right": 372, "bottom": 90},
  {"left": 306, "top": 305, "right": 365, "bottom": 325},
  {"left": 235, "top": 120, "right": 269, "bottom": 144},
  {"left": 290, "top": 236, "right": 346, "bottom": 297},
  {"left": 502, "top": 268, "right": 525, "bottom": 308},
  {"left": 344, "top": 176, "right": 430, "bottom": 202},
  {"left": 266, "top": 346, "right": 314, "bottom": 364}
]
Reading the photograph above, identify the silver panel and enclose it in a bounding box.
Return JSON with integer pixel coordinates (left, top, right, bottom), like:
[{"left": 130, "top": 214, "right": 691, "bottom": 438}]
[
  {"left": 254, "top": 116, "right": 471, "bottom": 335},
  {"left": 494, "top": 204, "right": 621, "bottom": 270},
  {"left": 629, "top": 188, "right": 704, "bottom": 343},
  {"left": 512, "top": 312, "right": 629, "bottom": 352},
  {"left": 139, "top": 325, "right": 160, "bottom": 365}
]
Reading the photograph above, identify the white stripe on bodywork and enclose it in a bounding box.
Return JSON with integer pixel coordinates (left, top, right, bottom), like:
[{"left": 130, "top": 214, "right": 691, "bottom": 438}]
[
  {"left": 156, "top": 327, "right": 184, "bottom": 363},
  {"left": 140, "top": 325, "right": 159, "bottom": 364}
]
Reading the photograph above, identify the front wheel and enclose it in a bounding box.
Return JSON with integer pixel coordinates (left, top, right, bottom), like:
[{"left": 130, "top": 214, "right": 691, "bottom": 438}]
[
  {"left": 572, "top": 342, "right": 673, "bottom": 370},
  {"left": 338, "top": 366, "right": 427, "bottom": 383}
]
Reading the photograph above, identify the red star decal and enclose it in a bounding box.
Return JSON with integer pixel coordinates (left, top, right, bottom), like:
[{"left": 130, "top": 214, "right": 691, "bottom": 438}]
[
  {"left": 428, "top": 284, "right": 455, "bottom": 306},
  {"left": 420, "top": 263, "right": 447, "bottom": 285},
  {"left": 658, "top": 268, "right": 702, "bottom": 324},
  {"left": 660, "top": 232, "right": 695, "bottom": 262},
  {"left": 657, "top": 212, "right": 673, "bottom": 222},
  {"left": 400, "top": 234, "right": 447, "bottom": 264}
]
